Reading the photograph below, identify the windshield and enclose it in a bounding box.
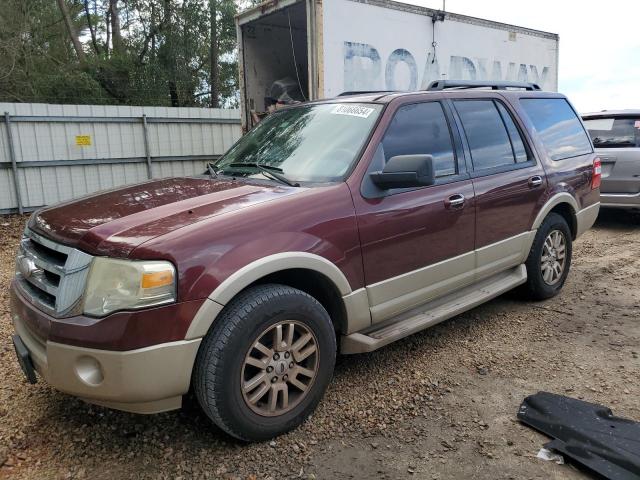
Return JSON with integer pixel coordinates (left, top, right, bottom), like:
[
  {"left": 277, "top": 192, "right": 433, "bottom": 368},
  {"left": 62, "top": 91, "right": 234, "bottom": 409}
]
[
  {"left": 584, "top": 117, "right": 640, "bottom": 148},
  {"left": 214, "top": 103, "right": 383, "bottom": 183}
]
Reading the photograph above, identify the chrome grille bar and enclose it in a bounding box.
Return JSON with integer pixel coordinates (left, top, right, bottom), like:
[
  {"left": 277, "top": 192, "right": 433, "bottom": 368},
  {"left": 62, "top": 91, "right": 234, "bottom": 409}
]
[
  {"left": 19, "top": 238, "right": 65, "bottom": 275},
  {"left": 15, "top": 229, "right": 93, "bottom": 318}
]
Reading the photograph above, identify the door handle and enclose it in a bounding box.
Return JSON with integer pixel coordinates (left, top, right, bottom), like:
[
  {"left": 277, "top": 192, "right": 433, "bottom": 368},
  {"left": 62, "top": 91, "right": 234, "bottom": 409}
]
[
  {"left": 528, "top": 175, "right": 543, "bottom": 188},
  {"left": 446, "top": 193, "right": 465, "bottom": 209}
]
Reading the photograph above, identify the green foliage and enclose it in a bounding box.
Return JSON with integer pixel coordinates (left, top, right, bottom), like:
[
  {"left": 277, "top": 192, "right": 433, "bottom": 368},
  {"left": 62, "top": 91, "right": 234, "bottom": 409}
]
[{"left": 0, "top": 0, "right": 241, "bottom": 107}]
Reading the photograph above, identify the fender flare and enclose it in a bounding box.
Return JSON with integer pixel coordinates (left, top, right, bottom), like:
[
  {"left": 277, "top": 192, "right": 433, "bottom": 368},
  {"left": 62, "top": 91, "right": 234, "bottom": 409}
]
[
  {"left": 531, "top": 193, "right": 579, "bottom": 231},
  {"left": 185, "top": 252, "right": 353, "bottom": 339}
]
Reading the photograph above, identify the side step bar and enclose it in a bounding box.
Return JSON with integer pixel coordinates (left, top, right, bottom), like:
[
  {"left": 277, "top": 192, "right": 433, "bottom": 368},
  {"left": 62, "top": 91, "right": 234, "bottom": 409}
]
[{"left": 341, "top": 264, "right": 527, "bottom": 354}]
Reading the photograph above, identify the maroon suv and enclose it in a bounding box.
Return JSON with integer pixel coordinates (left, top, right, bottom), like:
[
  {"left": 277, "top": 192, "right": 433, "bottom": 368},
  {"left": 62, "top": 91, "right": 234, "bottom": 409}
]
[{"left": 10, "top": 81, "right": 600, "bottom": 441}]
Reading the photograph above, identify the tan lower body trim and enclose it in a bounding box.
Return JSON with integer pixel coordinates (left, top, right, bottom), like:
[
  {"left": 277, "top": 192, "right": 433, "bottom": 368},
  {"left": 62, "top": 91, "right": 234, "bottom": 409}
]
[
  {"left": 186, "top": 252, "right": 354, "bottom": 339},
  {"left": 575, "top": 202, "right": 600, "bottom": 238},
  {"left": 342, "top": 288, "right": 371, "bottom": 333},
  {"left": 12, "top": 308, "right": 202, "bottom": 415},
  {"left": 368, "top": 252, "right": 475, "bottom": 323},
  {"left": 186, "top": 298, "right": 224, "bottom": 339},
  {"left": 342, "top": 265, "right": 527, "bottom": 354},
  {"left": 366, "top": 232, "right": 536, "bottom": 324},
  {"left": 87, "top": 396, "right": 183, "bottom": 415},
  {"left": 45, "top": 339, "right": 201, "bottom": 410},
  {"left": 475, "top": 231, "right": 536, "bottom": 281}
]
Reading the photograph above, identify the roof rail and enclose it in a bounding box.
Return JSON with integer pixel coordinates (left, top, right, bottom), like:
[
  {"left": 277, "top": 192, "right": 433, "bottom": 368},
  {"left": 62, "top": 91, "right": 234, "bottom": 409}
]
[
  {"left": 426, "top": 80, "right": 542, "bottom": 91},
  {"left": 337, "top": 91, "right": 395, "bottom": 97}
]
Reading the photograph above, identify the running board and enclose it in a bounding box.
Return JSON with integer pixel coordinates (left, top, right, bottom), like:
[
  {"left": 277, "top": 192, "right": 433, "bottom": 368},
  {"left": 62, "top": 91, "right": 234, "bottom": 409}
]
[{"left": 341, "top": 264, "right": 527, "bottom": 354}]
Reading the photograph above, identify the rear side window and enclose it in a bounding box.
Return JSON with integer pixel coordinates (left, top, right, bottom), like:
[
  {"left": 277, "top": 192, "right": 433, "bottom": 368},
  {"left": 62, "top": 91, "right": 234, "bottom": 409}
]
[
  {"left": 583, "top": 117, "right": 640, "bottom": 148},
  {"left": 381, "top": 102, "right": 456, "bottom": 177},
  {"left": 454, "top": 100, "right": 528, "bottom": 171},
  {"left": 520, "top": 98, "right": 592, "bottom": 160}
]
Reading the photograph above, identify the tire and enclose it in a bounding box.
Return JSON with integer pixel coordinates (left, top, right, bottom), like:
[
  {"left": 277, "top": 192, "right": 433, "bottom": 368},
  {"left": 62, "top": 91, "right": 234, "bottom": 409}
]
[
  {"left": 193, "top": 283, "right": 336, "bottom": 442},
  {"left": 522, "top": 212, "right": 573, "bottom": 300}
]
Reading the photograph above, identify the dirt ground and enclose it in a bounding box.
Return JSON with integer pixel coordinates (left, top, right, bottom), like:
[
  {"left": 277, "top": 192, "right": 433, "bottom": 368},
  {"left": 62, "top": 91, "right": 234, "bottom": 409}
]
[{"left": 1, "top": 210, "right": 639, "bottom": 480}]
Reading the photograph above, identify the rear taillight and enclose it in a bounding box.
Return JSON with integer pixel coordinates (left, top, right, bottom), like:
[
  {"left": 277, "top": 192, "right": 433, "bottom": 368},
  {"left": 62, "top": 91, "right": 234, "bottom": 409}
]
[{"left": 591, "top": 158, "right": 602, "bottom": 189}]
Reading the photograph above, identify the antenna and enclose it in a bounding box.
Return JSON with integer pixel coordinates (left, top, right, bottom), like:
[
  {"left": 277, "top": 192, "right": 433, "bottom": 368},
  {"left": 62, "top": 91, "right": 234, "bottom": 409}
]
[{"left": 432, "top": 3, "right": 445, "bottom": 22}]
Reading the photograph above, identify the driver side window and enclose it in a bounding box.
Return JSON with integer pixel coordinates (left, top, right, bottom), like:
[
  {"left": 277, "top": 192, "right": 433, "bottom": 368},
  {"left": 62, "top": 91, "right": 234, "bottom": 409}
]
[{"left": 381, "top": 102, "right": 457, "bottom": 177}]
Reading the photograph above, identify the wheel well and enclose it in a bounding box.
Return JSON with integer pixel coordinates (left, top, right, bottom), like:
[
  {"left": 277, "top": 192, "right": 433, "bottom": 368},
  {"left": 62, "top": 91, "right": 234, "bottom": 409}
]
[
  {"left": 549, "top": 203, "right": 577, "bottom": 239},
  {"left": 251, "top": 269, "right": 347, "bottom": 335}
]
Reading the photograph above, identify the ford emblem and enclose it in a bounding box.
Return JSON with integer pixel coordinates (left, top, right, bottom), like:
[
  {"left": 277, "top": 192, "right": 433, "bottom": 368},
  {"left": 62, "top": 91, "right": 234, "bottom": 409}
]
[{"left": 18, "top": 256, "right": 40, "bottom": 278}]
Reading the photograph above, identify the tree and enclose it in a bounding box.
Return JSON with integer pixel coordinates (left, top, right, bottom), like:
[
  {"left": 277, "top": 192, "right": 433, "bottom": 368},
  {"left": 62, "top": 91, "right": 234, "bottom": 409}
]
[
  {"left": 210, "top": 0, "right": 219, "bottom": 107},
  {"left": 56, "top": 0, "right": 86, "bottom": 62},
  {"left": 0, "top": 0, "right": 240, "bottom": 107}
]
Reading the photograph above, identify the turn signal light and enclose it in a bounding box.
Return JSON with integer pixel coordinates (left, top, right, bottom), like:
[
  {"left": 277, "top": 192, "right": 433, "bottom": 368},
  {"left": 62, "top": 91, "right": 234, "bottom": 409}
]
[{"left": 141, "top": 270, "right": 174, "bottom": 289}]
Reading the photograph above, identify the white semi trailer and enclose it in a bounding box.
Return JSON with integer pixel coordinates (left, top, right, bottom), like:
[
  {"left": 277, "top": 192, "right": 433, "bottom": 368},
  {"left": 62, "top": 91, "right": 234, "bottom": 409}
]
[{"left": 236, "top": 0, "right": 559, "bottom": 130}]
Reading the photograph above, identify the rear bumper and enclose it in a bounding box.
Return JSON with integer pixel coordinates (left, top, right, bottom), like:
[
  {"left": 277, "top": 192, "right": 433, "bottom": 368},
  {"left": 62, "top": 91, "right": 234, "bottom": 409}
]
[
  {"left": 575, "top": 202, "right": 600, "bottom": 238},
  {"left": 600, "top": 191, "right": 640, "bottom": 209},
  {"left": 10, "top": 282, "right": 201, "bottom": 414}
]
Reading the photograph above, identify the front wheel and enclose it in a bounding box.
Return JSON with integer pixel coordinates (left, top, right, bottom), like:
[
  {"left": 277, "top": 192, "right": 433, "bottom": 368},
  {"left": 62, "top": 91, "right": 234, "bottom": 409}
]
[
  {"left": 522, "top": 212, "right": 573, "bottom": 300},
  {"left": 193, "top": 284, "right": 336, "bottom": 442}
]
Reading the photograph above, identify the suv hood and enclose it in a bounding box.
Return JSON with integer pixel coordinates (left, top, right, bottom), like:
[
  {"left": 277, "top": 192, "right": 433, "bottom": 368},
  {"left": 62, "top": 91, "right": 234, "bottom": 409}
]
[{"left": 30, "top": 177, "right": 301, "bottom": 257}]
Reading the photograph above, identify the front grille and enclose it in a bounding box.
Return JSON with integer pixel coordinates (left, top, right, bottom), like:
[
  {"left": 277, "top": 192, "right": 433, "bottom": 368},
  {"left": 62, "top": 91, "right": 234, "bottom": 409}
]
[{"left": 15, "top": 229, "right": 93, "bottom": 317}]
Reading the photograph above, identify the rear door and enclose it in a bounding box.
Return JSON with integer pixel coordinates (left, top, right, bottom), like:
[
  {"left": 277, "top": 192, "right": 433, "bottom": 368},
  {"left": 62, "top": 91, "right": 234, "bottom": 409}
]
[
  {"left": 451, "top": 97, "right": 547, "bottom": 280},
  {"left": 352, "top": 100, "right": 475, "bottom": 323},
  {"left": 583, "top": 115, "right": 640, "bottom": 195}
]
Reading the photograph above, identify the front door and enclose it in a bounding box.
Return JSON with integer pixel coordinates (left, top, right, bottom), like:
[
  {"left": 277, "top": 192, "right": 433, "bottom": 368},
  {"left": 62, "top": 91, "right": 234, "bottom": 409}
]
[{"left": 352, "top": 101, "right": 476, "bottom": 323}]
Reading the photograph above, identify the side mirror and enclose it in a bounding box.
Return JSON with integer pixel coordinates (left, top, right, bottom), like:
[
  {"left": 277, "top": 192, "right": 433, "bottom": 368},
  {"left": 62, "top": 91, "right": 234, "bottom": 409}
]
[{"left": 369, "top": 154, "right": 435, "bottom": 189}]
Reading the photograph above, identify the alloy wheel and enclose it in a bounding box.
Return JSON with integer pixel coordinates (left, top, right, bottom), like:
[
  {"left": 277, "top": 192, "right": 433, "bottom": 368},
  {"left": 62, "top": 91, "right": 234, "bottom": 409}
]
[
  {"left": 241, "top": 321, "right": 319, "bottom": 416},
  {"left": 540, "top": 229, "right": 567, "bottom": 286}
]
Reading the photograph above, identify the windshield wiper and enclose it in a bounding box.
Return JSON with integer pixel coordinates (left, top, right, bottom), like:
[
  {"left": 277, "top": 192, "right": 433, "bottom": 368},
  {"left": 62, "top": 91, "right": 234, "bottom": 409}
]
[
  {"left": 224, "top": 162, "right": 300, "bottom": 187},
  {"left": 593, "top": 138, "right": 635, "bottom": 146},
  {"left": 225, "top": 162, "right": 284, "bottom": 172}
]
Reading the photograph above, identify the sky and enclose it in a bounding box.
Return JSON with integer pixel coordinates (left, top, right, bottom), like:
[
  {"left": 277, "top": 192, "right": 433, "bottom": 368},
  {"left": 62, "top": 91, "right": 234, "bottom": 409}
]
[{"left": 409, "top": 0, "right": 640, "bottom": 113}]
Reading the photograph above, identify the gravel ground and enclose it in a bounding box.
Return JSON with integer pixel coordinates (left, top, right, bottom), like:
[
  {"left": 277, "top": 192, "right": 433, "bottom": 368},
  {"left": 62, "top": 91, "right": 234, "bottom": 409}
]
[{"left": 1, "top": 210, "right": 639, "bottom": 480}]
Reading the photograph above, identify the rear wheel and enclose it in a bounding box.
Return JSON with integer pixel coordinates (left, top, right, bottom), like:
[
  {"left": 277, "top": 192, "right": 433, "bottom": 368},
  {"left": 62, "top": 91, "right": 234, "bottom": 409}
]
[
  {"left": 522, "top": 212, "right": 572, "bottom": 300},
  {"left": 193, "top": 284, "right": 336, "bottom": 442}
]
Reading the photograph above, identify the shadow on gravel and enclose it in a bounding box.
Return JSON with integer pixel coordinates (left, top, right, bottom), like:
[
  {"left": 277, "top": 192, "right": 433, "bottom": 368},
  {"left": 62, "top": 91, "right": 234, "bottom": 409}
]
[
  {"left": 333, "top": 295, "right": 521, "bottom": 377},
  {"left": 594, "top": 208, "right": 640, "bottom": 231},
  {"left": 41, "top": 389, "right": 240, "bottom": 448}
]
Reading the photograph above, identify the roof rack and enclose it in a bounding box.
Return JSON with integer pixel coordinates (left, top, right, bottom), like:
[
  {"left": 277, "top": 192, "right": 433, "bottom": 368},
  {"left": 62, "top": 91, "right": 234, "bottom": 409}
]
[
  {"left": 426, "top": 80, "right": 541, "bottom": 91},
  {"left": 337, "top": 91, "right": 395, "bottom": 96}
]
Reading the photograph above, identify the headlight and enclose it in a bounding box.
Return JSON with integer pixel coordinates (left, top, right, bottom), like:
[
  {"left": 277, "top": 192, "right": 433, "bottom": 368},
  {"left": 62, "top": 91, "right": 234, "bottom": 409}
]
[{"left": 83, "top": 258, "right": 176, "bottom": 316}]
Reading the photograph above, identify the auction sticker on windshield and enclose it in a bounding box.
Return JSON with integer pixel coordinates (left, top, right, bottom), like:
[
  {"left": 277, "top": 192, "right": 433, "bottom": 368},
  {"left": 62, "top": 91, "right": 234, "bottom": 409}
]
[{"left": 331, "top": 105, "right": 375, "bottom": 118}]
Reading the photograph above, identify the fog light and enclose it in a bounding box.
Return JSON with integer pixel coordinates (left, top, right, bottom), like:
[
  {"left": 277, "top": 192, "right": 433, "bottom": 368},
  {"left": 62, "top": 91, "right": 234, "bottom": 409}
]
[{"left": 75, "top": 356, "right": 104, "bottom": 386}]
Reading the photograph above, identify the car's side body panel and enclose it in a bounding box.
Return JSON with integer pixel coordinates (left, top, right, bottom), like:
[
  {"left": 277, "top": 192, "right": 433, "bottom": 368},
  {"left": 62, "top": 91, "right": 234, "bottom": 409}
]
[
  {"left": 471, "top": 168, "right": 547, "bottom": 248},
  {"left": 185, "top": 253, "right": 372, "bottom": 338},
  {"left": 354, "top": 177, "right": 476, "bottom": 322},
  {"left": 131, "top": 182, "right": 365, "bottom": 302}
]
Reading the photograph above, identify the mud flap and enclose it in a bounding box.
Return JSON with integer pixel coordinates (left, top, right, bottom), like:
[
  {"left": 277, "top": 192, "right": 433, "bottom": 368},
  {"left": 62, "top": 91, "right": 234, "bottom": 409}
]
[
  {"left": 12, "top": 335, "right": 37, "bottom": 384},
  {"left": 518, "top": 391, "right": 640, "bottom": 480}
]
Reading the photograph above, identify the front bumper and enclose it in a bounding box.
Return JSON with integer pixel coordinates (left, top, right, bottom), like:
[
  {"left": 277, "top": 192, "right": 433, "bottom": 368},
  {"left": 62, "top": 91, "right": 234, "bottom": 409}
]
[
  {"left": 600, "top": 191, "right": 640, "bottom": 209},
  {"left": 10, "top": 282, "right": 201, "bottom": 414}
]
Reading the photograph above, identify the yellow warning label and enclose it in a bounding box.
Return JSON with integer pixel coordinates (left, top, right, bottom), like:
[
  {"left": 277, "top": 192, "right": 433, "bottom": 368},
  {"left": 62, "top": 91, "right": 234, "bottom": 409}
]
[{"left": 75, "top": 135, "right": 91, "bottom": 146}]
